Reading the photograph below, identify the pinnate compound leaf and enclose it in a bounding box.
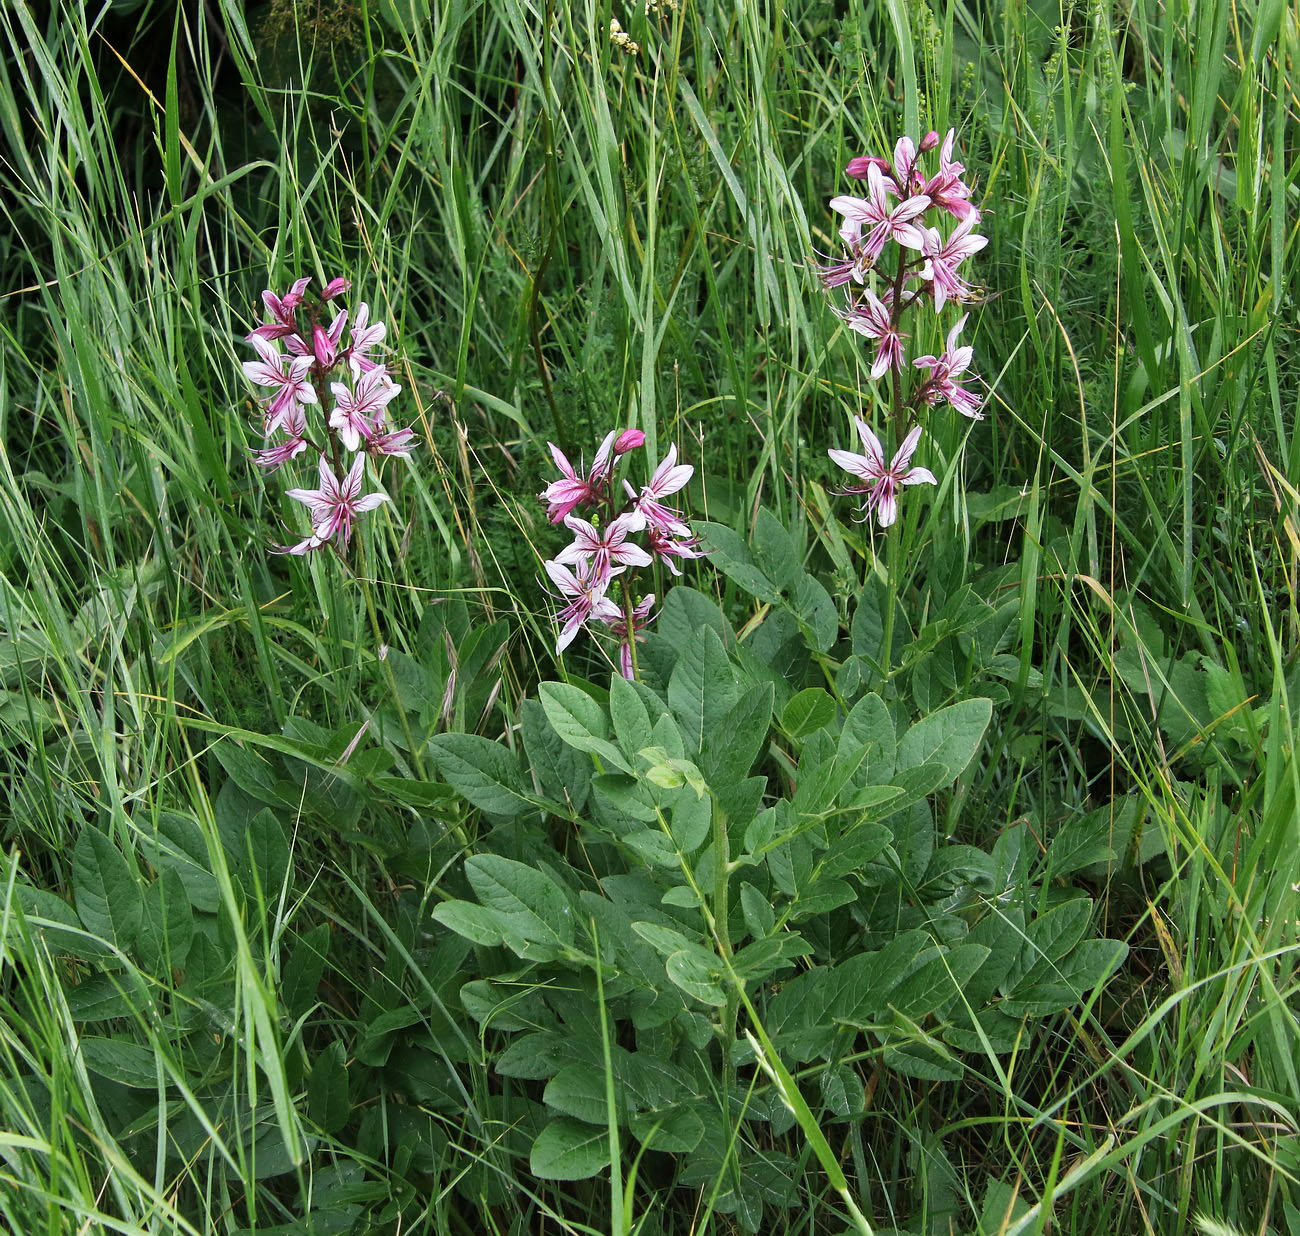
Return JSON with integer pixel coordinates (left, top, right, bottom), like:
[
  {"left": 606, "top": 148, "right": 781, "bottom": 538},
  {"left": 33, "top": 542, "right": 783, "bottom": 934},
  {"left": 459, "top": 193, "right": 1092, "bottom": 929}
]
[
  {"left": 896, "top": 698, "right": 992, "bottom": 780},
  {"left": 427, "top": 734, "right": 533, "bottom": 818},
  {"left": 530, "top": 1118, "right": 610, "bottom": 1180},
  {"left": 73, "top": 826, "right": 143, "bottom": 951}
]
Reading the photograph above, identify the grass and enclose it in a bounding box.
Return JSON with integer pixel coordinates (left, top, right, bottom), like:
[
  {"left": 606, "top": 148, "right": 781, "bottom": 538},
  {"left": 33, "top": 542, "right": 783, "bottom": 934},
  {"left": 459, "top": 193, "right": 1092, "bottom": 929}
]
[{"left": 1, "top": 0, "right": 1298, "bottom": 1232}]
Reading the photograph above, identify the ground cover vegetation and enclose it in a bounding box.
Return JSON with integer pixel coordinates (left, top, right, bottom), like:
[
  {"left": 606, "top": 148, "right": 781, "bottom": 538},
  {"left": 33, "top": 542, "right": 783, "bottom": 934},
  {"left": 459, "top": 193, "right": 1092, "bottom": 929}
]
[{"left": 1, "top": 0, "right": 1298, "bottom": 1232}]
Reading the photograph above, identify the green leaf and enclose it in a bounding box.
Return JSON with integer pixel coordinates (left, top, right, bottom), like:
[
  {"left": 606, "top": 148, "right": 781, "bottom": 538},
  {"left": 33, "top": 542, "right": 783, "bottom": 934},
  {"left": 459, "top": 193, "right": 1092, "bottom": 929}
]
[
  {"left": 668, "top": 626, "right": 741, "bottom": 753},
  {"left": 886, "top": 944, "right": 991, "bottom": 1021},
  {"left": 782, "top": 689, "right": 836, "bottom": 739},
  {"left": 73, "top": 826, "right": 143, "bottom": 952},
  {"left": 740, "top": 882, "right": 775, "bottom": 937},
  {"left": 139, "top": 812, "right": 221, "bottom": 913},
  {"left": 609, "top": 673, "right": 655, "bottom": 760},
  {"left": 544, "top": 1065, "right": 612, "bottom": 1125},
  {"left": 245, "top": 809, "right": 290, "bottom": 902},
  {"left": 896, "top": 699, "right": 992, "bottom": 779},
  {"left": 840, "top": 692, "right": 896, "bottom": 782},
  {"left": 135, "top": 868, "right": 194, "bottom": 975},
  {"left": 751, "top": 508, "right": 804, "bottom": 592},
  {"left": 696, "top": 521, "right": 783, "bottom": 603},
  {"left": 700, "top": 682, "right": 774, "bottom": 788},
  {"left": 665, "top": 950, "right": 728, "bottom": 1006},
  {"left": 308, "top": 1041, "right": 350, "bottom": 1134},
  {"left": 282, "top": 924, "right": 330, "bottom": 1018},
  {"left": 465, "top": 855, "right": 575, "bottom": 948},
  {"left": 630, "top": 1104, "right": 705, "bottom": 1153},
  {"left": 65, "top": 971, "right": 148, "bottom": 1021},
  {"left": 530, "top": 1118, "right": 610, "bottom": 1180},
  {"left": 427, "top": 734, "right": 534, "bottom": 818},
  {"left": 538, "top": 682, "right": 629, "bottom": 771},
  {"left": 431, "top": 901, "right": 517, "bottom": 948},
  {"left": 522, "top": 699, "right": 590, "bottom": 813},
  {"left": 1003, "top": 939, "right": 1129, "bottom": 1016},
  {"left": 668, "top": 786, "right": 712, "bottom": 854},
  {"left": 790, "top": 573, "right": 838, "bottom": 652},
  {"left": 79, "top": 1036, "right": 157, "bottom": 1088}
]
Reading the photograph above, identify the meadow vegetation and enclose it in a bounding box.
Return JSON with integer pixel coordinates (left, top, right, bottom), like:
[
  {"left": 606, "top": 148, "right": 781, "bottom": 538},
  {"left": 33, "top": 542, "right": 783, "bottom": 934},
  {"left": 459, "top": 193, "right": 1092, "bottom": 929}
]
[{"left": 0, "top": 0, "right": 1297, "bottom": 1232}]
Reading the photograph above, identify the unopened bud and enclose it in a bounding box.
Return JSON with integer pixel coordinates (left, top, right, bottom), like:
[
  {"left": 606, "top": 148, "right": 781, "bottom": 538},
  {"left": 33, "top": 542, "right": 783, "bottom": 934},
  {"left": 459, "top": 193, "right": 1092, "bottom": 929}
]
[
  {"left": 614, "top": 428, "right": 645, "bottom": 454},
  {"left": 312, "top": 325, "right": 337, "bottom": 368},
  {"left": 845, "top": 155, "right": 890, "bottom": 180},
  {"left": 919, "top": 130, "right": 941, "bottom": 153},
  {"left": 321, "top": 277, "right": 351, "bottom": 301}
]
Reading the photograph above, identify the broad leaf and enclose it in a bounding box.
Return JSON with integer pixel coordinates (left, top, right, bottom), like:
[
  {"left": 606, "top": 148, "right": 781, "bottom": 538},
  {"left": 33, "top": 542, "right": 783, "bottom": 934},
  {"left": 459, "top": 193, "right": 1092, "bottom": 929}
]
[
  {"left": 73, "top": 826, "right": 143, "bottom": 952},
  {"left": 896, "top": 698, "right": 992, "bottom": 779},
  {"left": 427, "top": 734, "right": 534, "bottom": 818},
  {"left": 530, "top": 1118, "right": 610, "bottom": 1180},
  {"left": 538, "top": 682, "right": 629, "bottom": 772}
]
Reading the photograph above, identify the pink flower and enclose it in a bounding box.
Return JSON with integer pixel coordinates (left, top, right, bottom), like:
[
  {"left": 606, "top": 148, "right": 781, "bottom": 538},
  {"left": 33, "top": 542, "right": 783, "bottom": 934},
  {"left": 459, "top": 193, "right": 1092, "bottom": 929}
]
[
  {"left": 646, "top": 525, "right": 705, "bottom": 576},
  {"left": 623, "top": 443, "right": 693, "bottom": 536},
  {"left": 347, "top": 302, "right": 388, "bottom": 375},
  {"left": 555, "top": 512, "right": 653, "bottom": 579},
  {"left": 544, "top": 560, "right": 623, "bottom": 654},
  {"left": 261, "top": 276, "right": 312, "bottom": 327},
  {"left": 242, "top": 335, "right": 317, "bottom": 432},
  {"left": 828, "top": 419, "right": 937, "bottom": 528},
  {"left": 829, "top": 165, "right": 930, "bottom": 268},
  {"left": 283, "top": 455, "right": 389, "bottom": 550},
  {"left": 321, "top": 277, "right": 351, "bottom": 300},
  {"left": 540, "top": 432, "right": 617, "bottom": 523},
  {"left": 845, "top": 154, "right": 891, "bottom": 181},
  {"left": 837, "top": 289, "right": 908, "bottom": 379},
  {"left": 920, "top": 130, "right": 980, "bottom": 222},
  {"left": 253, "top": 434, "right": 309, "bottom": 471},
  {"left": 329, "top": 369, "right": 403, "bottom": 451},
  {"left": 367, "top": 425, "right": 418, "bottom": 457},
  {"left": 613, "top": 428, "right": 645, "bottom": 455},
  {"left": 253, "top": 404, "right": 309, "bottom": 471},
  {"left": 918, "top": 217, "right": 987, "bottom": 311},
  {"left": 913, "top": 315, "right": 983, "bottom": 419}
]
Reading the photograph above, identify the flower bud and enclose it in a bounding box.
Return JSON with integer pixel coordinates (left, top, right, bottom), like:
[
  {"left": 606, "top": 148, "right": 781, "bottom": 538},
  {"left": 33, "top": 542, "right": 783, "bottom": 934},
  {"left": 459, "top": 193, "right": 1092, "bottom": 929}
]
[
  {"left": 321, "top": 277, "right": 351, "bottom": 301},
  {"left": 312, "top": 325, "right": 338, "bottom": 368},
  {"left": 613, "top": 428, "right": 646, "bottom": 454},
  {"left": 919, "top": 130, "right": 941, "bottom": 153}
]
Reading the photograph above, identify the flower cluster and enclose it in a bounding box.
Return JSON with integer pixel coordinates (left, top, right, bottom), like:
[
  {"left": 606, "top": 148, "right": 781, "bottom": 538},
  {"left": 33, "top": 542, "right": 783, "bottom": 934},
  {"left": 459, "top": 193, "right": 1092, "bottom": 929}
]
[
  {"left": 539, "top": 430, "right": 703, "bottom": 677},
  {"left": 241, "top": 276, "right": 416, "bottom": 554},
  {"left": 821, "top": 130, "right": 985, "bottom": 527}
]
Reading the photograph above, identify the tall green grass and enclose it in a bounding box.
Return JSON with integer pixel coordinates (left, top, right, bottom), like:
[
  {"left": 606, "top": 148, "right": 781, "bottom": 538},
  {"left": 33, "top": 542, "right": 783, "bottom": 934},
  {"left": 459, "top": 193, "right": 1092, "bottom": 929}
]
[{"left": 1, "top": 0, "right": 1297, "bottom": 1230}]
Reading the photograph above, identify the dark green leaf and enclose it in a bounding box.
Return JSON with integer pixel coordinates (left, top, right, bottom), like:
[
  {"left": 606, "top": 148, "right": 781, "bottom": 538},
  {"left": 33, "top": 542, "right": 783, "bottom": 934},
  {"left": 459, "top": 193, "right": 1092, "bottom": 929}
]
[
  {"left": 782, "top": 689, "right": 836, "bottom": 739},
  {"left": 896, "top": 699, "right": 992, "bottom": 779},
  {"left": 427, "top": 734, "right": 534, "bottom": 818},
  {"left": 530, "top": 1118, "right": 610, "bottom": 1180},
  {"left": 538, "top": 682, "right": 629, "bottom": 772},
  {"left": 73, "top": 826, "right": 142, "bottom": 951},
  {"left": 308, "top": 1041, "right": 350, "bottom": 1134}
]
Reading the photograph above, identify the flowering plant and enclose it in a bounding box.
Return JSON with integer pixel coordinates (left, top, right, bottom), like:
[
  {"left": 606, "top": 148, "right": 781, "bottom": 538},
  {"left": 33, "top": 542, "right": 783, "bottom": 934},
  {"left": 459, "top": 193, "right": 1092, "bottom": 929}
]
[
  {"left": 821, "top": 129, "right": 985, "bottom": 527},
  {"left": 538, "top": 430, "right": 704, "bottom": 677},
  {"left": 241, "top": 276, "right": 416, "bottom": 554}
]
